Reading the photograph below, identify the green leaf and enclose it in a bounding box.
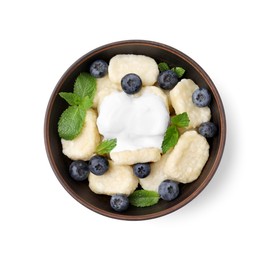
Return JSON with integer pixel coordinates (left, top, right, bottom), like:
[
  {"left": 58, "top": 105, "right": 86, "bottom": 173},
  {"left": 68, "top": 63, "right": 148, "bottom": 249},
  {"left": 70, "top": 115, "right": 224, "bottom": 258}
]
[
  {"left": 59, "top": 92, "right": 82, "bottom": 106},
  {"left": 158, "top": 62, "right": 170, "bottom": 72},
  {"left": 79, "top": 95, "right": 94, "bottom": 110},
  {"left": 172, "top": 67, "right": 185, "bottom": 78},
  {"left": 57, "top": 73, "right": 96, "bottom": 141},
  {"left": 74, "top": 72, "right": 96, "bottom": 99},
  {"left": 96, "top": 139, "right": 117, "bottom": 155},
  {"left": 129, "top": 190, "right": 160, "bottom": 207},
  {"left": 58, "top": 106, "right": 86, "bottom": 140},
  {"left": 171, "top": 112, "right": 190, "bottom": 128},
  {"left": 161, "top": 125, "right": 179, "bottom": 154}
]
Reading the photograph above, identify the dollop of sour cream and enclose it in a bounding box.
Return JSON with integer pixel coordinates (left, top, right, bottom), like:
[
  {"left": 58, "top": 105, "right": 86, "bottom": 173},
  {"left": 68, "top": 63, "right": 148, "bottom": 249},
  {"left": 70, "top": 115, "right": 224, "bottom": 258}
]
[{"left": 97, "top": 90, "right": 170, "bottom": 153}]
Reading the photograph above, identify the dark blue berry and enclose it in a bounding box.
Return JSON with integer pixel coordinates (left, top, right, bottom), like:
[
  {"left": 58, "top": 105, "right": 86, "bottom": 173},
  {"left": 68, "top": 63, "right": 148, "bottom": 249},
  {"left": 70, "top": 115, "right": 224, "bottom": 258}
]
[
  {"left": 121, "top": 73, "right": 142, "bottom": 94},
  {"left": 158, "top": 180, "right": 179, "bottom": 201},
  {"left": 110, "top": 194, "right": 129, "bottom": 212},
  {"left": 157, "top": 70, "right": 179, "bottom": 90},
  {"left": 133, "top": 163, "right": 151, "bottom": 178},
  {"left": 69, "top": 160, "right": 89, "bottom": 181},
  {"left": 88, "top": 155, "right": 109, "bottom": 176},
  {"left": 198, "top": 122, "right": 217, "bottom": 138},
  {"left": 192, "top": 88, "right": 211, "bottom": 107},
  {"left": 89, "top": 60, "right": 108, "bottom": 78}
]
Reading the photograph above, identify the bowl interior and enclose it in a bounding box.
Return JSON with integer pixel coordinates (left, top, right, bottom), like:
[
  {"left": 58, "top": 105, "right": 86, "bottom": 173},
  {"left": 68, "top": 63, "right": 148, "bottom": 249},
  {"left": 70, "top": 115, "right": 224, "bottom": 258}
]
[{"left": 44, "top": 40, "right": 226, "bottom": 220}]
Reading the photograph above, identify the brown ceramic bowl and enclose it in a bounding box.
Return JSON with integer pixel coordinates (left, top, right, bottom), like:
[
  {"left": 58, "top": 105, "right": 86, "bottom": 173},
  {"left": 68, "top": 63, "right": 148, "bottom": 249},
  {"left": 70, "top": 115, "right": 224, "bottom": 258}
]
[{"left": 44, "top": 40, "right": 226, "bottom": 220}]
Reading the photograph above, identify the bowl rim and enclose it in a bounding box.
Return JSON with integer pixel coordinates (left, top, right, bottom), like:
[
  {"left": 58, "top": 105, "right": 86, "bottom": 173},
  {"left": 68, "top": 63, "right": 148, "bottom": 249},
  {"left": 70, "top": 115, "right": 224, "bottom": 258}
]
[{"left": 44, "top": 39, "right": 226, "bottom": 220}]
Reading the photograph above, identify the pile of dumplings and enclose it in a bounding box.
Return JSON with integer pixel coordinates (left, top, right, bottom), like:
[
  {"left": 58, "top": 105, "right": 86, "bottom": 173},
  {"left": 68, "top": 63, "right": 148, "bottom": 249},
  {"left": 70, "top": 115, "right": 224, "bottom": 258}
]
[{"left": 61, "top": 54, "right": 211, "bottom": 196}]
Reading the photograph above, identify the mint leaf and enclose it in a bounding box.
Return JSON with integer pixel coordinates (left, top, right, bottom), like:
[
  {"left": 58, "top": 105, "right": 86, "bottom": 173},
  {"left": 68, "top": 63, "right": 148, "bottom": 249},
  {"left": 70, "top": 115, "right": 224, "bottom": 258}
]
[
  {"left": 158, "top": 62, "right": 170, "bottom": 72},
  {"left": 158, "top": 62, "right": 185, "bottom": 77},
  {"left": 161, "top": 125, "right": 179, "bottom": 154},
  {"left": 57, "top": 73, "right": 97, "bottom": 140},
  {"left": 96, "top": 139, "right": 117, "bottom": 155},
  {"left": 59, "top": 92, "right": 81, "bottom": 106},
  {"left": 58, "top": 106, "right": 86, "bottom": 140},
  {"left": 172, "top": 67, "right": 185, "bottom": 78},
  {"left": 129, "top": 190, "right": 160, "bottom": 207},
  {"left": 79, "top": 95, "right": 94, "bottom": 110},
  {"left": 74, "top": 72, "right": 96, "bottom": 99},
  {"left": 171, "top": 112, "right": 190, "bottom": 128}
]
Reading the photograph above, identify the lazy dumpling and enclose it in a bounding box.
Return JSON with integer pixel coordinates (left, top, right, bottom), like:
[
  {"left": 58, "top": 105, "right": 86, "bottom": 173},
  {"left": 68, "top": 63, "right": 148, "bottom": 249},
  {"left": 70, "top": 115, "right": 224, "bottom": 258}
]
[
  {"left": 163, "top": 130, "right": 209, "bottom": 183},
  {"left": 108, "top": 54, "right": 159, "bottom": 86},
  {"left": 170, "top": 79, "right": 211, "bottom": 128},
  {"left": 61, "top": 109, "right": 100, "bottom": 161}
]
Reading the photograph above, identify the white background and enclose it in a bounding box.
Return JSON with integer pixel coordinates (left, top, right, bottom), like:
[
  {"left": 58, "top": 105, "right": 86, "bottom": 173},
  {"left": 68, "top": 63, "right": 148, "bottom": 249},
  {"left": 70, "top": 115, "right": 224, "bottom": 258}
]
[{"left": 1, "top": 0, "right": 266, "bottom": 259}]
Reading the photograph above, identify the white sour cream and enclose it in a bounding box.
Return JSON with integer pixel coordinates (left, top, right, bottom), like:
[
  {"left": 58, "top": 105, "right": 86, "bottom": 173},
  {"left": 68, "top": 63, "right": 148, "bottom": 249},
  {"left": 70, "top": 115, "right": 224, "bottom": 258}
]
[{"left": 97, "top": 90, "right": 170, "bottom": 152}]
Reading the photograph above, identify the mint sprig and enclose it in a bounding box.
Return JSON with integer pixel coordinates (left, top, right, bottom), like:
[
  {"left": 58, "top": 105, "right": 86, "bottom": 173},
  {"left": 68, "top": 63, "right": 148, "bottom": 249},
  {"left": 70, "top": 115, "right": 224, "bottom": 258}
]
[
  {"left": 58, "top": 73, "right": 96, "bottom": 140},
  {"left": 129, "top": 190, "right": 160, "bottom": 207},
  {"left": 171, "top": 112, "right": 190, "bottom": 128},
  {"left": 161, "top": 125, "right": 179, "bottom": 154},
  {"left": 161, "top": 112, "right": 190, "bottom": 154},
  {"left": 158, "top": 62, "right": 185, "bottom": 78},
  {"left": 96, "top": 139, "right": 117, "bottom": 155}
]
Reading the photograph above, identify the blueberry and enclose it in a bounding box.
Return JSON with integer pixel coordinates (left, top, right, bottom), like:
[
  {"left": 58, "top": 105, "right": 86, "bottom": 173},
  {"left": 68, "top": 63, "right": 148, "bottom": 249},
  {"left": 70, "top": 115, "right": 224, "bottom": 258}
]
[
  {"left": 89, "top": 59, "right": 108, "bottom": 78},
  {"left": 133, "top": 163, "right": 151, "bottom": 178},
  {"left": 88, "top": 155, "right": 109, "bottom": 176},
  {"left": 110, "top": 194, "right": 129, "bottom": 212},
  {"left": 157, "top": 70, "right": 179, "bottom": 90},
  {"left": 198, "top": 122, "right": 217, "bottom": 138},
  {"left": 69, "top": 160, "right": 89, "bottom": 181},
  {"left": 121, "top": 73, "right": 142, "bottom": 94},
  {"left": 158, "top": 180, "right": 179, "bottom": 201},
  {"left": 192, "top": 88, "right": 211, "bottom": 107}
]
